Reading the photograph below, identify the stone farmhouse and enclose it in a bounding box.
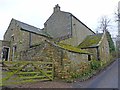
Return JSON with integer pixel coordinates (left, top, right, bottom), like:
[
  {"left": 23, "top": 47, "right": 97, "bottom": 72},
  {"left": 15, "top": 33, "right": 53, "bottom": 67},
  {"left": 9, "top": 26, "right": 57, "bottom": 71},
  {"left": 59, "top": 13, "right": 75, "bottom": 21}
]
[{"left": 0, "top": 4, "right": 110, "bottom": 67}]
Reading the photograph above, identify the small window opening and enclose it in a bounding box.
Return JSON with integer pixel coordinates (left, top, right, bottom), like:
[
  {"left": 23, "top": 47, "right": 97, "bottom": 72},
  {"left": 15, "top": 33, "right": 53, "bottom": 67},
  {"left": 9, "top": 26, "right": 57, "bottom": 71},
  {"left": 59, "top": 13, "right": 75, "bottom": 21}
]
[{"left": 88, "top": 55, "right": 91, "bottom": 61}]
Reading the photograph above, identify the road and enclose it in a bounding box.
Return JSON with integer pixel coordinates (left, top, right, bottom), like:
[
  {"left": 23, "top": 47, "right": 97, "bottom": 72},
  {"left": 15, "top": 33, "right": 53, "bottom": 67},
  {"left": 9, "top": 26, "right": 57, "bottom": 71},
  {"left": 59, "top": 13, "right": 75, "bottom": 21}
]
[{"left": 73, "top": 59, "right": 119, "bottom": 88}]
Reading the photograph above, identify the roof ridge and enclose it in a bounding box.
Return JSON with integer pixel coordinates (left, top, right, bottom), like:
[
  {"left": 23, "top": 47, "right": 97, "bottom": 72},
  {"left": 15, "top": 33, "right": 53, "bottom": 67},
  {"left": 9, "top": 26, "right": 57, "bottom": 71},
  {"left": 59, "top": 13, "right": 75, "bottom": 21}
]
[
  {"left": 61, "top": 11, "right": 95, "bottom": 34},
  {"left": 12, "top": 18, "right": 40, "bottom": 30},
  {"left": 78, "top": 33, "right": 103, "bottom": 48},
  {"left": 87, "top": 33, "right": 103, "bottom": 37}
]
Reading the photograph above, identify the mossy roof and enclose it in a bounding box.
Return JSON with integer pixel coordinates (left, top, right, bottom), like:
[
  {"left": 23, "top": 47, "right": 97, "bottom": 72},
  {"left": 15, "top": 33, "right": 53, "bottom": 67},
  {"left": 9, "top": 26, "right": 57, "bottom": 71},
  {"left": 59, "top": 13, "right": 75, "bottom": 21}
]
[
  {"left": 56, "top": 42, "right": 91, "bottom": 54},
  {"left": 78, "top": 34, "right": 103, "bottom": 48}
]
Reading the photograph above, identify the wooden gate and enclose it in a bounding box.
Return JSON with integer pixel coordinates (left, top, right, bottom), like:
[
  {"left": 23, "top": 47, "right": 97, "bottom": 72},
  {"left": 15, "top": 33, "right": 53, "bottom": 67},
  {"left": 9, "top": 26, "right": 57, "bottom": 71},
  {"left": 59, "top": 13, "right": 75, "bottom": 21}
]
[{"left": 2, "top": 61, "right": 54, "bottom": 86}]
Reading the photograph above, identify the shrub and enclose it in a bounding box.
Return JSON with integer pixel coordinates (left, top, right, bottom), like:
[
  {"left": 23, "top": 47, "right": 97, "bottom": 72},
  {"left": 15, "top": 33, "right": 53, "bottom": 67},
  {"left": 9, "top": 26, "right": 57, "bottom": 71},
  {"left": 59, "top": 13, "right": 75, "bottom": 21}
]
[
  {"left": 106, "top": 31, "right": 115, "bottom": 53},
  {"left": 90, "top": 60, "right": 101, "bottom": 70}
]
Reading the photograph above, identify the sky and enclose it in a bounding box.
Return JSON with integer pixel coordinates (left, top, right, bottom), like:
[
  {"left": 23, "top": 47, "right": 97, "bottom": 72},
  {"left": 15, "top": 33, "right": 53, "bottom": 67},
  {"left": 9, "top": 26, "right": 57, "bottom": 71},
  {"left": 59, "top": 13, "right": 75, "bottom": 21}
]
[{"left": 0, "top": 0, "right": 119, "bottom": 40}]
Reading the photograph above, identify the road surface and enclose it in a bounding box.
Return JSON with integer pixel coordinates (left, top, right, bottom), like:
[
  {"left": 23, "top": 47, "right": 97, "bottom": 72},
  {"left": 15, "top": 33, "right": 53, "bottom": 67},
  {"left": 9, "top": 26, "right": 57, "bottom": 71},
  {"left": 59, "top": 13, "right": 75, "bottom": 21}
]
[{"left": 73, "top": 59, "right": 119, "bottom": 88}]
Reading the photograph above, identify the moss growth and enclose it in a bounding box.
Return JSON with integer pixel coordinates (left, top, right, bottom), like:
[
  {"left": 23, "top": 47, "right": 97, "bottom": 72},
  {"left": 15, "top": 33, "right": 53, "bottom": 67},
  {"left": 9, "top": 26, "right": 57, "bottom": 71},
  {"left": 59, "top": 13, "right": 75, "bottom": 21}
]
[
  {"left": 78, "top": 34, "right": 103, "bottom": 48},
  {"left": 90, "top": 60, "right": 101, "bottom": 70},
  {"left": 56, "top": 42, "right": 90, "bottom": 54},
  {"left": 106, "top": 31, "right": 115, "bottom": 53}
]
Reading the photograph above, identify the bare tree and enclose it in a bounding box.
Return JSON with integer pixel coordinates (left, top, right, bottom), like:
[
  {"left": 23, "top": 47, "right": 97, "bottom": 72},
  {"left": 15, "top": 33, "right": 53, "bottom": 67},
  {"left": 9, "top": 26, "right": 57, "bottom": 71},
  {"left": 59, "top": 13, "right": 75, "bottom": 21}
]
[
  {"left": 115, "top": 6, "right": 120, "bottom": 22},
  {"left": 97, "top": 16, "right": 115, "bottom": 53},
  {"left": 115, "top": 5, "right": 120, "bottom": 57},
  {"left": 98, "top": 16, "right": 111, "bottom": 32}
]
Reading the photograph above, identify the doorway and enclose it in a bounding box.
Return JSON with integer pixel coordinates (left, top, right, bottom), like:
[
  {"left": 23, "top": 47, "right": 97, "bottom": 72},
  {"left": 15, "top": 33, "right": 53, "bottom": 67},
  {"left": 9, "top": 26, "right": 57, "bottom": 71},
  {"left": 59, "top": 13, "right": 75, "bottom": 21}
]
[
  {"left": 88, "top": 55, "right": 91, "bottom": 61},
  {"left": 2, "top": 47, "right": 10, "bottom": 61}
]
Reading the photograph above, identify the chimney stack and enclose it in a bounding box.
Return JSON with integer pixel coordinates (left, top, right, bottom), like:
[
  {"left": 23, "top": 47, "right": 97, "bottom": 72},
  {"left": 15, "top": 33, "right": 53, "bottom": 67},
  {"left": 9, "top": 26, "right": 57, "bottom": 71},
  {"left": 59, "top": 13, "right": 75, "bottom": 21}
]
[{"left": 54, "top": 4, "right": 60, "bottom": 12}]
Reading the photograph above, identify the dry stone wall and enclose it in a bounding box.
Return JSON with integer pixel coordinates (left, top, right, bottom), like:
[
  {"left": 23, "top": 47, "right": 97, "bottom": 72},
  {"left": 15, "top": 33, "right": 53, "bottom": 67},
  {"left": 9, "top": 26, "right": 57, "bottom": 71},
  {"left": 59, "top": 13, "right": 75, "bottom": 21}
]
[{"left": 19, "top": 41, "right": 91, "bottom": 79}]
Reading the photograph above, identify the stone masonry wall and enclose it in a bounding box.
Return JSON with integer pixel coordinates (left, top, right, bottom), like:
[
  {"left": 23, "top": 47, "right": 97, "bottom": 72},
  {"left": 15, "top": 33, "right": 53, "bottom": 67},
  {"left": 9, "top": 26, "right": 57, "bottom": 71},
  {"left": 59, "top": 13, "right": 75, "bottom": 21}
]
[
  {"left": 60, "top": 16, "right": 94, "bottom": 47},
  {"left": 44, "top": 10, "right": 72, "bottom": 39},
  {"left": 30, "top": 33, "right": 46, "bottom": 46},
  {"left": 0, "top": 40, "right": 2, "bottom": 60},
  {"left": 99, "top": 33, "right": 110, "bottom": 63},
  {"left": 20, "top": 41, "right": 62, "bottom": 62},
  {"left": 19, "top": 41, "right": 91, "bottom": 79}
]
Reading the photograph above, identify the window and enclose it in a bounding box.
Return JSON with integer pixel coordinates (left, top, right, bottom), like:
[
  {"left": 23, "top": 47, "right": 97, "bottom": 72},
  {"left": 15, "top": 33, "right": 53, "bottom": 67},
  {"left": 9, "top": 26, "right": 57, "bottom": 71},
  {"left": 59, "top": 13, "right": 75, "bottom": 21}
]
[
  {"left": 14, "top": 45, "right": 17, "bottom": 52},
  {"left": 11, "top": 34, "right": 14, "bottom": 41}
]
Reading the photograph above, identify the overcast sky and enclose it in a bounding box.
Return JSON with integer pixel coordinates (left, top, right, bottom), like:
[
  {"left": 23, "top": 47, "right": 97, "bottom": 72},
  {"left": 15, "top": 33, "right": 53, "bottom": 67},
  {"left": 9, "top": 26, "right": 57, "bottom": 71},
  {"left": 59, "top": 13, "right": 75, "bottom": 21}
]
[{"left": 0, "top": 0, "right": 119, "bottom": 40}]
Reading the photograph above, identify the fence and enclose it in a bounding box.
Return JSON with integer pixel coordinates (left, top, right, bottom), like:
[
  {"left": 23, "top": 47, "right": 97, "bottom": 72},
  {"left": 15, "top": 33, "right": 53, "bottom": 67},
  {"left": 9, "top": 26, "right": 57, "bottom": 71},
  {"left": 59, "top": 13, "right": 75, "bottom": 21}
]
[{"left": 2, "top": 61, "right": 54, "bottom": 86}]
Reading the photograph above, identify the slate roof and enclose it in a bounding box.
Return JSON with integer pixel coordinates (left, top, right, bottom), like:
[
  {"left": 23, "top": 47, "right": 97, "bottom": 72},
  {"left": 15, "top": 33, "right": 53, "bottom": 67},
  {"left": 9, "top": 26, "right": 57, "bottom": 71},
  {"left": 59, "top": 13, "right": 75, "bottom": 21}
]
[
  {"left": 12, "top": 18, "right": 51, "bottom": 38},
  {"left": 78, "top": 33, "right": 103, "bottom": 48},
  {"left": 56, "top": 42, "right": 91, "bottom": 54}
]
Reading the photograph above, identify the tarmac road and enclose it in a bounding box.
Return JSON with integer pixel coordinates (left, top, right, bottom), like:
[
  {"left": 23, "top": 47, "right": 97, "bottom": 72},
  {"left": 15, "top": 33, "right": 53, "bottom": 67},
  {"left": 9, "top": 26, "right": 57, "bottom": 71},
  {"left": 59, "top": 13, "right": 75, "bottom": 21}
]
[{"left": 73, "top": 59, "right": 119, "bottom": 89}]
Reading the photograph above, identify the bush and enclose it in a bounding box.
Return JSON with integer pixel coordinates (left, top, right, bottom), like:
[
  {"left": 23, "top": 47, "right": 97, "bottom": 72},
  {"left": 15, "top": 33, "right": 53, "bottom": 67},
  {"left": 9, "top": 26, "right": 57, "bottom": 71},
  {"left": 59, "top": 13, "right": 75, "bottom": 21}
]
[{"left": 90, "top": 60, "right": 101, "bottom": 70}]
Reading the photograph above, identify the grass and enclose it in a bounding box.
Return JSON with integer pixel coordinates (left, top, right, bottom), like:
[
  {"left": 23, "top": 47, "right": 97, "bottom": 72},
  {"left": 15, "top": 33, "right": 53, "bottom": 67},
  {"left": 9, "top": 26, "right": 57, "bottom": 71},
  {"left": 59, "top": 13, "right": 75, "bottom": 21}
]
[
  {"left": 56, "top": 42, "right": 90, "bottom": 54},
  {"left": 78, "top": 34, "right": 102, "bottom": 48}
]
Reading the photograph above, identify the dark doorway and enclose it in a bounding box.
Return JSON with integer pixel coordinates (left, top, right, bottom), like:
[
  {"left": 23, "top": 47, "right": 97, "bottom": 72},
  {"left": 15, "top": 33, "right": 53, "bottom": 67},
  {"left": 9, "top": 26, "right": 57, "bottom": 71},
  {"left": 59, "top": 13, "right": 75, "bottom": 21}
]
[
  {"left": 2, "top": 47, "right": 9, "bottom": 61},
  {"left": 88, "top": 55, "right": 91, "bottom": 61}
]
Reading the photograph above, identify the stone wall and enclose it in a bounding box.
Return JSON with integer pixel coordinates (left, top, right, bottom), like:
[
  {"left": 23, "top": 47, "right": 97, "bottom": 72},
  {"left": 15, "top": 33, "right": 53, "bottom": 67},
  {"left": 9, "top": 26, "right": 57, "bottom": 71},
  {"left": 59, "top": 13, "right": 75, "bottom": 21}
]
[
  {"left": 20, "top": 42, "right": 47, "bottom": 61},
  {"left": 3, "top": 20, "right": 29, "bottom": 60},
  {"left": 20, "top": 41, "right": 62, "bottom": 62},
  {"left": 13, "top": 30, "right": 47, "bottom": 60},
  {"left": 83, "top": 48, "right": 97, "bottom": 60},
  {"left": 99, "top": 32, "right": 110, "bottom": 63},
  {"left": 4, "top": 19, "right": 47, "bottom": 61},
  {"left": 60, "top": 16, "right": 94, "bottom": 47},
  {"left": 17, "top": 30, "right": 30, "bottom": 52},
  {"left": 4, "top": 20, "right": 16, "bottom": 41},
  {"left": 0, "top": 40, "right": 2, "bottom": 60},
  {"left": 19, "top": 40, "right": 91, "bottom": 79},
  {"left": 10, "top": 28, "right": 30, "bottom": 61},
  {"left": 71, "top": 16, "right": 95, "bottom": 46},
  {"left": 44, "top": 10, "right": 72, "bottom": 39},
  {"left": 20, "top": 41, "right": 63, "bottom": 77},
  {"left": 30, "top": 33, "right": 46, "bottom": 46},
  {"left": 2, "top": 41, "right": 11, "bottom": 47},
  {"left": 56, "top": 49, "right": 91, "bottom": 79},
  {"left": 66, "top": 51, "right": 88, "bottom": 63}
]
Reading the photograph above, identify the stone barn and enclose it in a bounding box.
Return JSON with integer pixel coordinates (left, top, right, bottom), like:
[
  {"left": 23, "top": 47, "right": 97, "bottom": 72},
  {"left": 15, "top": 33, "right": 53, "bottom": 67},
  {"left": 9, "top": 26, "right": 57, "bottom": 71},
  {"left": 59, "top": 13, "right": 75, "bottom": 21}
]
[{"left": 0, "top": 4, "right": 110, "bottom": 72}]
